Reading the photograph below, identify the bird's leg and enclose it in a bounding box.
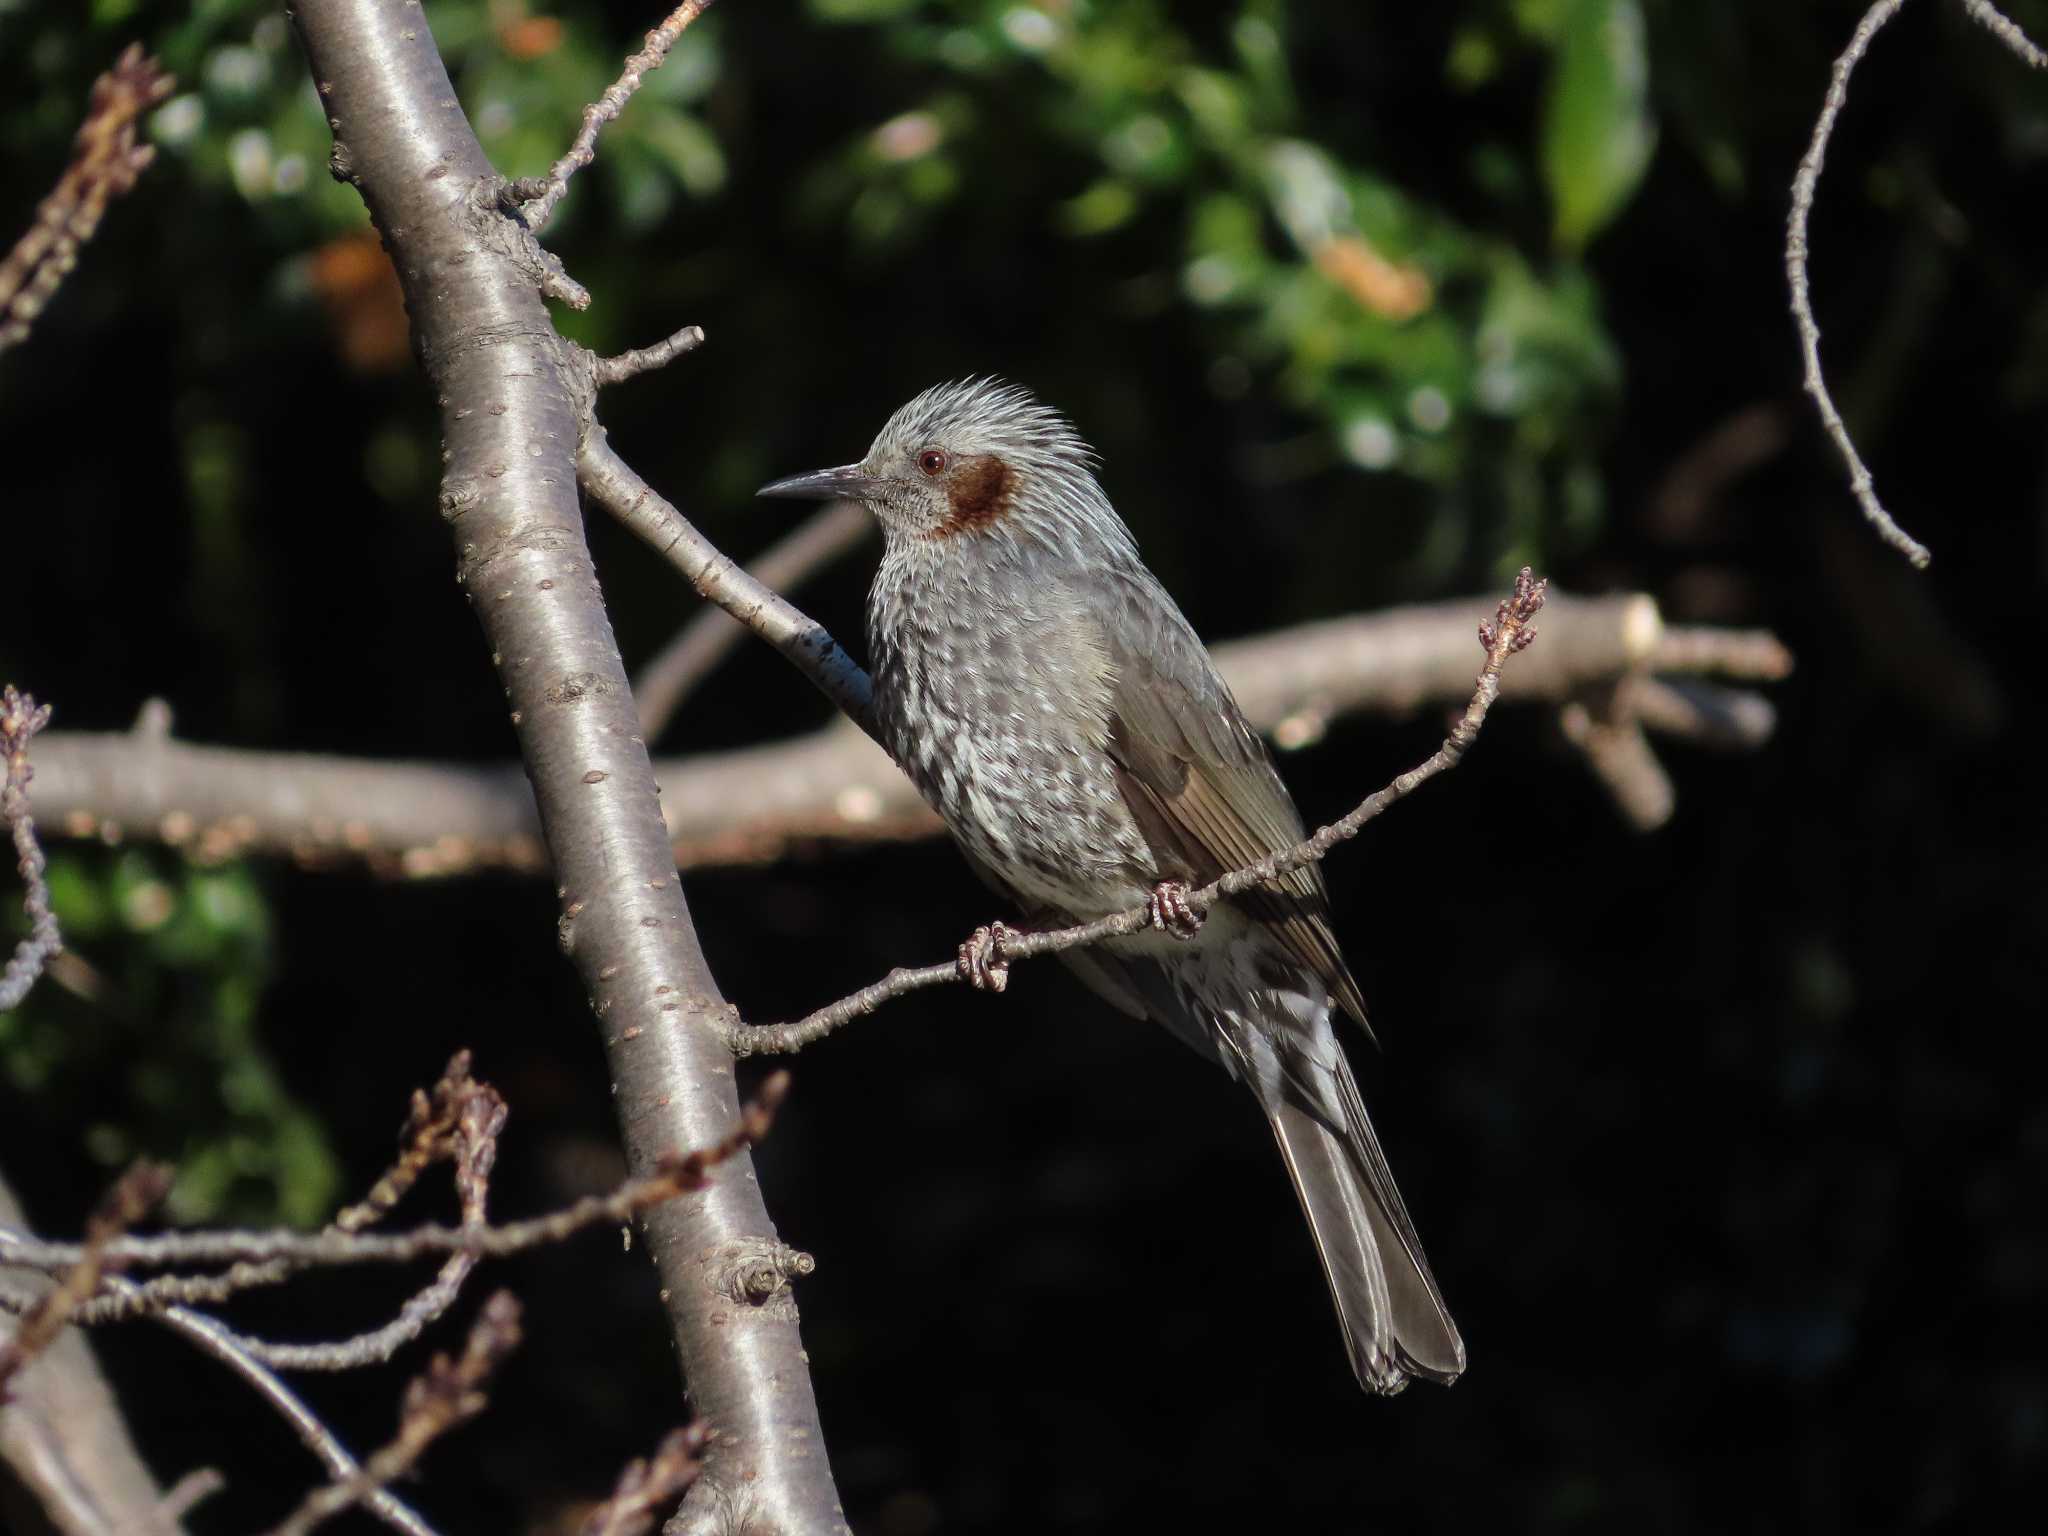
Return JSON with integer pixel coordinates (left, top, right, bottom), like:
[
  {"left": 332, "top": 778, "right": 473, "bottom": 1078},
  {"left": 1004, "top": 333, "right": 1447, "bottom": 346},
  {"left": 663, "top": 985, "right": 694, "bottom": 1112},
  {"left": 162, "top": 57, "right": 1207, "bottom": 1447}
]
[
  {"left": 1147, "top": 879, "right": 1203, "bottom": 940},
  {"left": 957, "top": 921, "right": 1015, "bottom": 992}
]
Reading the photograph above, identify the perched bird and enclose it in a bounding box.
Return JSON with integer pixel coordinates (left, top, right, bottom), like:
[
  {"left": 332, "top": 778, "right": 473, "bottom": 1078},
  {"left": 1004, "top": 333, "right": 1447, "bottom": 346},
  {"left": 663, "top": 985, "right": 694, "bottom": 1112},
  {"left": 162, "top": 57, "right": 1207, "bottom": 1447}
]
[{"left": 760, "top": 379, "right": 1464, "bottom": 1394}]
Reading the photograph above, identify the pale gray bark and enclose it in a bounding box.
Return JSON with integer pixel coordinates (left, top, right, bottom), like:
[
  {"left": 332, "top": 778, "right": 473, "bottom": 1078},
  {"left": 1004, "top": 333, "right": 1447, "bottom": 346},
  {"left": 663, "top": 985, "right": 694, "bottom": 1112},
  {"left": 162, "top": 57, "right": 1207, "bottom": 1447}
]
[
  {"left": 288, "top": 4, "right": 843, "bottom": 1529},
  {"left": 28, "top": 595, "right": 1789, "bottom": 870}
]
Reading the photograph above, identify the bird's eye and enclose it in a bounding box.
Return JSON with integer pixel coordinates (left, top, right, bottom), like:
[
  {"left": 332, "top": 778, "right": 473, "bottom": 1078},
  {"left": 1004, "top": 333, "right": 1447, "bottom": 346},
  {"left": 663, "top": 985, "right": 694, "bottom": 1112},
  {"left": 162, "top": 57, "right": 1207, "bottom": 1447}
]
[{"left": 917, "top": 449, "right": 949, "bottom": 477}]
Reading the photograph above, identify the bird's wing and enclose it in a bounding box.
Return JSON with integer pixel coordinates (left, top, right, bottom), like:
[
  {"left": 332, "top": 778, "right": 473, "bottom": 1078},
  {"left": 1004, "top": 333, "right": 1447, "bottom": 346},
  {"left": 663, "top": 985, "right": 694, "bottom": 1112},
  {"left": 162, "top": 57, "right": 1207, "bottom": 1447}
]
[{"left": 1091, "top": 577, "right": 1370, "bottom": 1032}]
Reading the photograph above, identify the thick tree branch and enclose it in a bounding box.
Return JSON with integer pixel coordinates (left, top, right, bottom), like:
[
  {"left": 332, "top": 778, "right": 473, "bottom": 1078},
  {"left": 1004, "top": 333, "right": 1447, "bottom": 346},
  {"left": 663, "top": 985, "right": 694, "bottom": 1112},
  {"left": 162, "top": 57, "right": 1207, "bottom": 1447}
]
[
  {"left": 289, "top": 3, "right": 843, "bottom": 1529},
  {"left": 28, "top": 596, "right": 1787, "bottom": 871},
  {"left": 727, "top": 571, "right": 1547, "bottom": 1055},
  {"left": 635, "top": 499, "right": 872, "bottom": 740}
]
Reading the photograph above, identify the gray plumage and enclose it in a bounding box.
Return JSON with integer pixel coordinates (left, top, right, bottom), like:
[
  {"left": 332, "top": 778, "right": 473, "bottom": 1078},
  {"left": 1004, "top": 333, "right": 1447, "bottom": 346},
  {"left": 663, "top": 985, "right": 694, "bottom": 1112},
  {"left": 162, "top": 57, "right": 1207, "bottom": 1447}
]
[{"left": 761, "top": 378, "right": 1464, "bottom": 1394}]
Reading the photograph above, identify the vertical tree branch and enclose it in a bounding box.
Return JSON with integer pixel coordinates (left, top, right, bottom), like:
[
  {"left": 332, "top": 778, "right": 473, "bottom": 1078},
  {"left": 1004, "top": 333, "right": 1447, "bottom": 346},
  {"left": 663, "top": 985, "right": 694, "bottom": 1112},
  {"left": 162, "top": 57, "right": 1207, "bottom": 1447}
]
[{"left": 287, "top": 5, "right": 843, "bottom": 1531}]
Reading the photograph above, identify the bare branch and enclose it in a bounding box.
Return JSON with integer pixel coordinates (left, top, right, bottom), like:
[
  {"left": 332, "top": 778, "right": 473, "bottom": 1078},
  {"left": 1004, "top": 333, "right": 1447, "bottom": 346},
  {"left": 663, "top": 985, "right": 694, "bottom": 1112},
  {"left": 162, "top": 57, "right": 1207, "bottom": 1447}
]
[
  {"left": 126, "top": 1288, "right": 440, "bottom": 1536},
  {"left": 63, "top": 1053, "right": 507, "bottom": 1367},
  {"left": 1559, "top": 690, "right": 1675, "bottom": 833},
  {"left": 1787, "top": 0, "right": 1925, "bottom": 567},
  {"left": 635, "top": 499, "right": 872, "bottom": 739},
  {"left": 1959, "top": 0, "right": 2048, "bottom": 67},
  {"left": 579, "top": 1424, "right": 708, "bottom": 1536},
  {"left": 156, "top": 1467, "right": 225, "bottom": 1524},
  {"left": 504, "top": 3, "right": 719, "bottom": 231},
  {"left": 2, "top": 687, "right": 63, "bottom": 1009},
  {"left": 1788, "top": 0, "right": 2046, "bottom": 569},
  {"left": 0, "top": 1075, "right": 788, "bottom": 1286},
  {"left": 1623, "top": 676, "right": 1778, "bottom": 753},
  {"left": 261, "top": 1292, "right": 522, "bottom": 1536},
  {"left": 0, "top": 45, "right": 172, "bottom": 354},
  {"left": 209, "top": 1067, "right": 506, "bottom": 1373},
  {"left": 580, "top": 430, "right": 878, "bottom": 733},
  {"left": 0, "top": 1165, "right": 168, "bottom": 1393},
  {"left": 27, "top": 597, "right": 1788, "bottom": 873},
  {"left": 728, "top": 572, "right": 1548, "bottom": 1057},
  {"left": 595, "top": 324, "right": 706, "bottom": 388}
]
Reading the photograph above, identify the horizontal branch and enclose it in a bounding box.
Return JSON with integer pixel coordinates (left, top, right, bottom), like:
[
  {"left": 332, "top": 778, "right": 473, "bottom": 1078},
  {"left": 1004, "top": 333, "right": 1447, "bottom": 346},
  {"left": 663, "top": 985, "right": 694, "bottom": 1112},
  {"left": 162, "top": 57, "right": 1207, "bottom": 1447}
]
[
  {"left": 25, "top": 596, "right": 1789, "bottom": 875},
  {"left": 0, "top": 1075, "right": 787, "bottom": 1279}
]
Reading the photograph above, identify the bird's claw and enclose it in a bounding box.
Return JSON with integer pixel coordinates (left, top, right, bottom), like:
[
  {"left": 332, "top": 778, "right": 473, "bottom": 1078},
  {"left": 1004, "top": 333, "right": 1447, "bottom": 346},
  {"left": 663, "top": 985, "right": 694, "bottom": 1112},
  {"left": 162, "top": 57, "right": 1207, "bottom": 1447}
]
[
  {"left": 958, "top": 921, "right": 1013, "bottom": 992},
  {"left": 1148, "top": 880, "right": 1203, "bottom": 940}
]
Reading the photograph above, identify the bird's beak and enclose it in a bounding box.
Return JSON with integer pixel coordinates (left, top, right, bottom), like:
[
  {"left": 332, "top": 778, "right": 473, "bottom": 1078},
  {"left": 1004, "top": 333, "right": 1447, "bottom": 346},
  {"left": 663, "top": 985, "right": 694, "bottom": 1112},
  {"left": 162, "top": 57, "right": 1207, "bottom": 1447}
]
[{"left": 756, "top": 463, "right": 893, "bottom": 502}]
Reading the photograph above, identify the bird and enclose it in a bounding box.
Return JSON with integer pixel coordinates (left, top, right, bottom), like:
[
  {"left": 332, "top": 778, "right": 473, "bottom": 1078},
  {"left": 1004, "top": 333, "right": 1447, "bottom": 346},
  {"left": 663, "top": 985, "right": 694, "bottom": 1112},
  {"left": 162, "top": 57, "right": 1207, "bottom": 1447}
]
[{"left": 760, "top": 378, "right": 1464, "bottom": 1394}]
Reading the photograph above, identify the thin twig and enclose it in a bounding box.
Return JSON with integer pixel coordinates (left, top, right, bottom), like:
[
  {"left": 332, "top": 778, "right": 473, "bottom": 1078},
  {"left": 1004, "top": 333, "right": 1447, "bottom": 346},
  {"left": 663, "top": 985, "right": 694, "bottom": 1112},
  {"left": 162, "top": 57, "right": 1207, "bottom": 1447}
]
[
  {"left": 229, "top": 1076, "right": 506, "bottom": 1372},
  {"left": 0, "top": 45, "right": 172, "bottom": 353},
  {"left": 66, "top": 1053, "right": 507, "bottom": 1373},
  {"left": 1786, "top": 0, "right": 1927, "bottom": 568},
  {"left": 578, "top": 1424, "right": 708, "bottom": 1536},
  {"left": 636, "top": 499, "right": 873, "bottom": 739},
  {"left": 727, "top": 571, "right": 1548, "bottom": 1057},
  {"left": 261, "top": 1292, "right": 522, "bottom": 1536},
  {"left": 0, "top": 1074, "right": 787, "bottom": 1277},
  {"left": 1787, "top": 0, "right": 2048, "bottom": 569},
  {"left": 594, "top": 324, "right": 706, "bottom": 387},
  {"left": 0, "top": 1163, "right": 169, "bottom": 1392},
  {"left": 2, "top": 686, "right": 63, "bottom": 1009},
  {"left": 117, "top": 1281, "right": 441, "bottom": 1536},
  {"left": 578, "top": 430, "right": 877, "bottom": 733},
  {"left": 1959, "top": 0, "right": 2048, "bottom": 67},
  {"left": 157, "top": 1466, "right": 227, "bottom": 1522},
  {"left": 504, "top": 3, "right": 719, "bottom": 231}
]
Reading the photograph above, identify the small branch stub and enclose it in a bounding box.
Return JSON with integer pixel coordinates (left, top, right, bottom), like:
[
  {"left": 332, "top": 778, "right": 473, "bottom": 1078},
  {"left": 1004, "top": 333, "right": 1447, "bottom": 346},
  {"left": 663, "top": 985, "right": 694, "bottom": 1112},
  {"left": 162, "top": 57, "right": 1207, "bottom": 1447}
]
[{"left": 594, "top": 324, "right": 705, "bottom": 387}]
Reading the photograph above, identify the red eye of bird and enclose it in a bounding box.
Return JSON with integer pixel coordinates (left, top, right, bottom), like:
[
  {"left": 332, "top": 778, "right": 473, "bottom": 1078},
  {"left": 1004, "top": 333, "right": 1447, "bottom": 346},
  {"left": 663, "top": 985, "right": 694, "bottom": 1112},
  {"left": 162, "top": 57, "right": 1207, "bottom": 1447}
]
[{"left": 917, "top": 449, "right": 948, "bottom": 476}]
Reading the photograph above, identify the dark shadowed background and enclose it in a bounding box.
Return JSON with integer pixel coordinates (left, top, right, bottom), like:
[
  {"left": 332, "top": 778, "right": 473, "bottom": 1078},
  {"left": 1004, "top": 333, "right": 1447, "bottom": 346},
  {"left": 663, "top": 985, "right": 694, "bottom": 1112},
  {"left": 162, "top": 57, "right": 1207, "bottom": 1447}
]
[{"left": 4, "top": 1, "right": 2046, "bottom": 1530}]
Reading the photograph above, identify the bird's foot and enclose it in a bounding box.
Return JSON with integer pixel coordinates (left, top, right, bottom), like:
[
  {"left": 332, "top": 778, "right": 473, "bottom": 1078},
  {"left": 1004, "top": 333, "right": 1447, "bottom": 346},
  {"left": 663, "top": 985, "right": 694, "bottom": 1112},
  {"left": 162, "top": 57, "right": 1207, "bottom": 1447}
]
[
  {"left": 957, "top": 921, "right": 1014, "bottom": 992},
  {"left": 1147, "top": 880, "right": 1203, "bottom": 940}
]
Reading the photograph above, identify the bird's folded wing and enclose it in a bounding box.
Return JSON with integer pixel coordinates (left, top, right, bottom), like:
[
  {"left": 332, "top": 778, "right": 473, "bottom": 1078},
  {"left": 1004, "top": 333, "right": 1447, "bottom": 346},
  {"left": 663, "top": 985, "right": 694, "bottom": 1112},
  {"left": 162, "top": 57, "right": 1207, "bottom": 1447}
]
[{"left": 1091, "top": 582, "right": 1370, "bottom": 1032}]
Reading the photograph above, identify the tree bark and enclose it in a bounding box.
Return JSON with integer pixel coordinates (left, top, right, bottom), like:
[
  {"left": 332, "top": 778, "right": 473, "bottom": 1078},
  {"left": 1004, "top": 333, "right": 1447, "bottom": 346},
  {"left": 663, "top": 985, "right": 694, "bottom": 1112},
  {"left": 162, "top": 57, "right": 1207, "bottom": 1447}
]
[
  {"left": 0, "top": 1173, "right": 185, "bottom": 1536},
  {"left": 27, "top": 595, "right": 1789, "bottom": 872},
  {"left": 288, "top": 4, "right": 843, "bottom": 1530}
]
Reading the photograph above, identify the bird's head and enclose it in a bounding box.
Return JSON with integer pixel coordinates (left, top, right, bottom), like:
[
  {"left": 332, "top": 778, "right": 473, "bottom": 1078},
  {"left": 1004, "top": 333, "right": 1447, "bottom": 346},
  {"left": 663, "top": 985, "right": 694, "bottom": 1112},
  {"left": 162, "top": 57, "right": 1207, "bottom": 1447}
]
[{"left": 759, "top": 378, "right": 1109, "bottom": 548}]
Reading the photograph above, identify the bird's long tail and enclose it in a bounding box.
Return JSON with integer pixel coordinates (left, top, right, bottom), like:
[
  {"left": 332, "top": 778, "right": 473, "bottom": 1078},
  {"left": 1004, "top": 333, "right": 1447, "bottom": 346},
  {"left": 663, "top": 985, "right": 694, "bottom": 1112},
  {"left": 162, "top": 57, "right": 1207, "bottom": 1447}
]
[{"left": 1262, "top": 1055, "right": 1466, "bottom": 1395}]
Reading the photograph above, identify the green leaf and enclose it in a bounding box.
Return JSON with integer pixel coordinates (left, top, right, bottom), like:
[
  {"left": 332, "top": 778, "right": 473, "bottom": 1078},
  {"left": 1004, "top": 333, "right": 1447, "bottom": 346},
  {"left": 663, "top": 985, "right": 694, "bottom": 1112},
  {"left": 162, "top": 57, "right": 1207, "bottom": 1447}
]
[{"left": 1541, "top": 0, "right": 1655, "bottom": 252}]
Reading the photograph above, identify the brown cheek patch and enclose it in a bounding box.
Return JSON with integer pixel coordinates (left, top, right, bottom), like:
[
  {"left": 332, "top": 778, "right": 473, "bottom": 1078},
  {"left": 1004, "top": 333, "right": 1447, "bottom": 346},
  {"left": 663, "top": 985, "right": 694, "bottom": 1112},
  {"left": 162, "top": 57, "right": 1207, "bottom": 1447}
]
[{"left": 937, "top": 454, "right": 1012, "bottom": 536}]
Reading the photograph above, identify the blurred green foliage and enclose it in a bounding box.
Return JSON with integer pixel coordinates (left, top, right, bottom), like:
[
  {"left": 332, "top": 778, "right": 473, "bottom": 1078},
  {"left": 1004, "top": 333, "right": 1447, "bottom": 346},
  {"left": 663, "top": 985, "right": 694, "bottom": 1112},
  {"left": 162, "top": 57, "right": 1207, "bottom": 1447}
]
[
  {"left": 791, "top": 0, "right": 1635, "bottom": 576},
  {"left": 1, "top": 849, "right": 338, "bottom": 1226},
  {"left": 5, "top": 0, "right": 1654, "bottom": 581}
]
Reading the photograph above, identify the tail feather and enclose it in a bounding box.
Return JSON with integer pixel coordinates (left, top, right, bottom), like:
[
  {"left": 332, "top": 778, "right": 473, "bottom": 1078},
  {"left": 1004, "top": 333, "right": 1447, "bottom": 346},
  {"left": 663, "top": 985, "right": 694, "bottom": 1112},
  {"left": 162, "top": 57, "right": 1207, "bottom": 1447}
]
[{"left": 1265, "top": 1060, "right": 1465, "bottom": 1394}]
